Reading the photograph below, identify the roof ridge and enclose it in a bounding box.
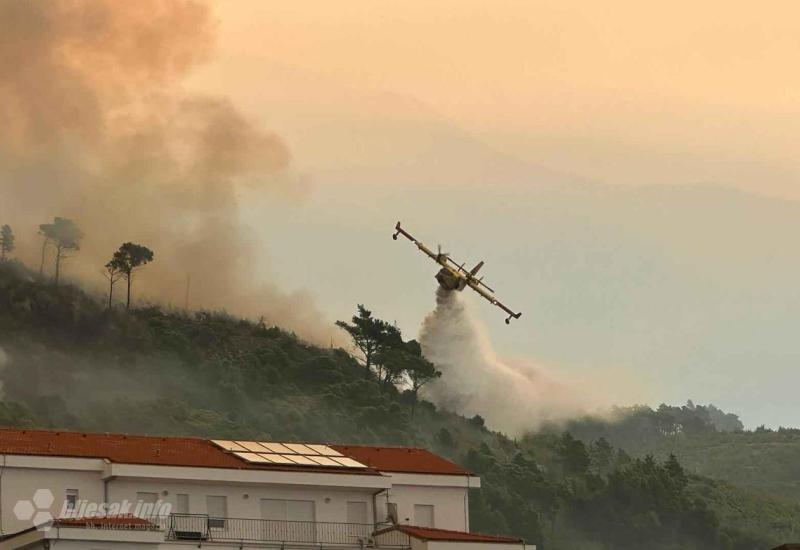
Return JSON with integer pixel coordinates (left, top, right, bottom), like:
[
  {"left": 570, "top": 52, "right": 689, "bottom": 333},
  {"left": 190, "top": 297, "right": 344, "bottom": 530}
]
[
  {"left": 0, "top": 429, "right": 448, "bottom": 454},
  {"left": 0, "top": 427, "right": 207, "bottom": 441}
]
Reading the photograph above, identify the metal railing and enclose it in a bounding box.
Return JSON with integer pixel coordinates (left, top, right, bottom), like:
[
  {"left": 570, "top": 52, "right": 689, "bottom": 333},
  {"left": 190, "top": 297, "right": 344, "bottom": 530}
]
[
  {"left": 53, "top": 513, "right": 412, "bottom": 547},
  {"left": 164, "top": 514, "right": 408, "bottom": 547}
]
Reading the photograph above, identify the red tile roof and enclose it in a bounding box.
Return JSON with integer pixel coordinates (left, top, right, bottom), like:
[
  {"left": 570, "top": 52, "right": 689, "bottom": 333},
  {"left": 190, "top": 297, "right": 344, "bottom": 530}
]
[
  {"left": 332, "top": 445, "right": 472, "bottom": 476},
  {"left": 0, "top": 429, "right": 472, "bottom": 476},
  {"left": 376, "top": 525, "right": 523, "bottom": 544},
  {"left": 0, "top": 428, "right": 376, "bottom": 474}
]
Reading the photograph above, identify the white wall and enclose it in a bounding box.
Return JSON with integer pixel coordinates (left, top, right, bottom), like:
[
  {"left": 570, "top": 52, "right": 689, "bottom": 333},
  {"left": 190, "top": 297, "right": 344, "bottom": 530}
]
[
  {"left": 0, "top": 455, "right": 478, "bottom": 538},
  {"left": 378, "top": 485, "right": 468, "bottom": 531},
  {"left": 0, "top": 461, "right": 105, "bottom": 535},
  {"left": 108, "top": 478, "right": 378, "bottom": 524}
]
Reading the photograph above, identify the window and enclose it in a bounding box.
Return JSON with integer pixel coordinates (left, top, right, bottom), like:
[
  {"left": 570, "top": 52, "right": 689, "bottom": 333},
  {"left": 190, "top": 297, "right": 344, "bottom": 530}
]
[
  {"left": 261, "top": 499, "right": 316, "bottom": 542},
  {"left": 176, "top": 494, "right": 189, "bottom": 514},
  {"left": 260, "top": 499, "right": 315, "bottom": 521},
  {"left": 414, "top": 505, "right": 434, "bottom": 528},
  {"left": 206, "top": 496, "right": 227, "bottom": 529},
  {"left": 65, "top": 489, "right": 79, "bottom": 512},
  {"left": 136, "top": 492, "right": 159, "bottom": 517},
  {"left": 347, "top": 501, "right": 367, "bottom": 524},
  {"left": 346, "top": 501, "right": 369, "bottom": 538},
  {"left": 287, "top": 500, "right": 315, "bottom": 522},
  {"left": 137, "top": 492, "right": 158, "bottom": 503}
]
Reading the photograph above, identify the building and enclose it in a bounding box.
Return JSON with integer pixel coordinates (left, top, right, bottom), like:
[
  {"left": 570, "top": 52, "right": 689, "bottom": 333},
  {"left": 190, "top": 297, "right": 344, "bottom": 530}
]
[{"left": 0, "top": 428, "right": 528, "bottom": 550}]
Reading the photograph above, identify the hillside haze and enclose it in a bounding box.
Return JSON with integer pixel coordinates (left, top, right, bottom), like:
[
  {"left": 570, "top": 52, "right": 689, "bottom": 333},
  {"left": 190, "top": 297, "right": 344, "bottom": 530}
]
[{"left": 2, "top": 260, "right": 800, "bottom": 550}]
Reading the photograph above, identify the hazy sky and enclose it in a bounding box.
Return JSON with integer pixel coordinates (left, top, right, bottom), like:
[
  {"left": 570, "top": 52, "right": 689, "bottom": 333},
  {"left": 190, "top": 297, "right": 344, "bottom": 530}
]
[
  {"left": 168, "top": 2, "right": 800, "bottom": 427},
  {"left": 192, "top": 1, "right": 800, "bottom": 198}
]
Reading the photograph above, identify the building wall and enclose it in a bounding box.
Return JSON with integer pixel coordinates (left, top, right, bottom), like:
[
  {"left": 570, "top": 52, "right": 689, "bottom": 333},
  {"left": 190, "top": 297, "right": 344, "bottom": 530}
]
[
  {"left": 379, "top": 484, "right": 469, "bottom": 532},
  {"left": 0, "top": 462, "right": 105, "bottom": 535},
  {"left": 0, "top": 457, "right": 474, "bottom": 536},
  {"left": 108, "top": 478, "right": 378, "bottom": 524}
]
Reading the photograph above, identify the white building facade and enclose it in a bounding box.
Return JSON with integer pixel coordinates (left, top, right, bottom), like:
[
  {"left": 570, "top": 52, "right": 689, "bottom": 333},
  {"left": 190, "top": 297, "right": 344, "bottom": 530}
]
[{"left": 0, "top": 429, "right": 527, "bottom": 550}]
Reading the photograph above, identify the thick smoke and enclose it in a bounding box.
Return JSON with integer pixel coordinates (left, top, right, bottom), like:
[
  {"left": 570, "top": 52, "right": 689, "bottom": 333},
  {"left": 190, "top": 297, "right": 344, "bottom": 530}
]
[
  {"left": 0, "top": 1, "right": 334, "bottom": 344},
  {"left": 420, "top": 288, "right": 594, "bottom": 434}
]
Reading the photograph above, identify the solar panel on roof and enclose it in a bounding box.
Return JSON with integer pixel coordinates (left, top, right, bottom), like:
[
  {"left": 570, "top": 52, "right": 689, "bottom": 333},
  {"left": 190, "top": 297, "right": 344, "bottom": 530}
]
[
  {"left": 211, "top": 440, "right": 367, "bottom": 469},
  {"left": 261, "top": 453, "right": 298, "bottom": 465},
  {"left": 256, "top": 453, "right": 277, "bottom": 463},
  {"left": 285, "top": 454, "right": 318, "bottom": 466},
  {"left": 330, "top": 456, "right": 368, "bottom": 468},
  {"left": 211, "top": 440, "right": 249, "bottom": 452},
  {"left": 236, "top": 441, "right": 265, "bottom": 452},
  {"left": 306, "top": 455, "right": 342, "bottom": 467},
  {"left": 305, "top": 444, "right": 343, "bottom": 457},
  {"left": 284, "top": 443, "right": 316, "bottom": 455},
  {"left": 232, "top": 451, "right": 271, "bottom": 463},
  {"left": 259, "top": 442, "right": 295, "bottom": 454}
]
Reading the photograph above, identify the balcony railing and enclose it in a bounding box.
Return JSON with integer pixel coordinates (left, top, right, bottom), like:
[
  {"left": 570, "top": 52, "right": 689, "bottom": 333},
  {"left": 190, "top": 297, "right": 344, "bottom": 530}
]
[
  {"left": 162, "top": 514, "right": 410, "bottom": 547},
  {"left": 53, "top": 513, "right": 411, "bottom": 547}
]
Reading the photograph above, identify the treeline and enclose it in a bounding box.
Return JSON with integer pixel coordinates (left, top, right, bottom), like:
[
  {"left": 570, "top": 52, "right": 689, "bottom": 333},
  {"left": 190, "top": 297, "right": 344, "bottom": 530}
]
[
  {"left": 558, "top": 401, "right": 745, "bottom": 450},
  {"left": 336, "top": 305, "right": 441, "bottom": 412},
  {"left": 0, "top": 261, "right": 798, "bottom": 549},
  {"left": 469, "top": 433, "right": 755, "bottom": 549},
  {"left": 561, "top": 401, "right": 800, "bottom": 506},
  {"left": 0, "top": 217, "right": 153, "bottom": 308}
]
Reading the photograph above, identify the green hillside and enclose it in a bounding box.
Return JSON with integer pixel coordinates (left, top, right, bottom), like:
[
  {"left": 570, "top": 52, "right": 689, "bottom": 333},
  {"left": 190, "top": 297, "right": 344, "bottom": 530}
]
[
  {"left": 1, "top": 259, "right": 798, "bottom": 550},
  {"left": 563, "top": 405, "right": 800, "bottom": 505}
]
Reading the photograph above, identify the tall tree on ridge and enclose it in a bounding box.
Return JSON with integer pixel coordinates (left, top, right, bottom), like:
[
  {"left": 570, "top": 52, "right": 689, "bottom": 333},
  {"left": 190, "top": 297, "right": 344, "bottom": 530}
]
[
  {"left": 112, "top": 242, "right": 154, "bottom": 310},
  {"left": 336, "top": 305, "right": 399, "bottom": 378},
  {"left": 103, "top": 255, "right": 125, "bottom": 309},
  {"left": 38, "top": 217, "right": 83, "bottom": 285}
]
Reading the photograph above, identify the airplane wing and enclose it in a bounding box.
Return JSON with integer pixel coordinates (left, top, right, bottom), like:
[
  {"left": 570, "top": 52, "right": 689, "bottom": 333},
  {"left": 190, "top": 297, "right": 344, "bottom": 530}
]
[
  {"left": 466, "top": 279, "right": 523, "bottom": 324},
  {"left": 394, "top": 221, "right": 522, "bottom": 324},
  {"left": 392, "top": 222, "right": 450, "bottom": 268}
]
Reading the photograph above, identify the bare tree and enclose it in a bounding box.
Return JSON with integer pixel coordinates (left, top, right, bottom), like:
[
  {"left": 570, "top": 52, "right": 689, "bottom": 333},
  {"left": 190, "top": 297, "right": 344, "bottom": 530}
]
[{"left": 102, "top": 256, "right": 124, "bottom": 309}]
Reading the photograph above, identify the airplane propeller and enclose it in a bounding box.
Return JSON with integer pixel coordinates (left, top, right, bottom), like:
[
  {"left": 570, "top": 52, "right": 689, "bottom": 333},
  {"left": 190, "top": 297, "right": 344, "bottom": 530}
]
[{"left": 437, "top": 244, "right": 450, "bottom": 258}]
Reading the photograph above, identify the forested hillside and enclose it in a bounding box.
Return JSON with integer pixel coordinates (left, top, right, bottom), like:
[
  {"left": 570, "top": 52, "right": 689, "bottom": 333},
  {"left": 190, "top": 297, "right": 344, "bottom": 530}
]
[
  {"left": 563, "top": 404, "right": 800, "bottom": 504},
  {"left": 1, "top": 259, "right": 798, "bottom": 550}
]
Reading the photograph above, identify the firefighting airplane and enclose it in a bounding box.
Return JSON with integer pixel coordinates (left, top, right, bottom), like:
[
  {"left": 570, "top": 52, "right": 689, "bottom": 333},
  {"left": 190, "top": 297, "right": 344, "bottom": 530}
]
[{"left": 392, "top": 221, "right": 522, "bottom": 324}]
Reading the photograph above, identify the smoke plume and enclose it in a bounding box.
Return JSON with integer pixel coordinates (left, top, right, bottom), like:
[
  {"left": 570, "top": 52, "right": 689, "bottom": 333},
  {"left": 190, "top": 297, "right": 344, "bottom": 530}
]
[
  {"left": 0, "top": 1, "right": 334, "bottom": 343},
  {"left": 420, "top": 288, "right": 595, "bottom": 434}
]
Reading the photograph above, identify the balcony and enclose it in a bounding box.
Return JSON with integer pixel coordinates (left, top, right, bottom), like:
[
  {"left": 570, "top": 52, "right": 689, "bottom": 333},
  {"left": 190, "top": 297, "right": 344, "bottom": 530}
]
[{"left": 53, "top": 514, "right": 407, "bottom": 547}]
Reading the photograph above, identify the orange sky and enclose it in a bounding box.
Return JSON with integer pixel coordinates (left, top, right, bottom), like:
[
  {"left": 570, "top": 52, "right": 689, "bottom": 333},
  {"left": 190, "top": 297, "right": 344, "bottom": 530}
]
[
  {"left": 3, "top": 0, "right": 800, "bottom": 426},
  {"left": 187, "top": 0, "right": 800, "bottom": 198}
]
